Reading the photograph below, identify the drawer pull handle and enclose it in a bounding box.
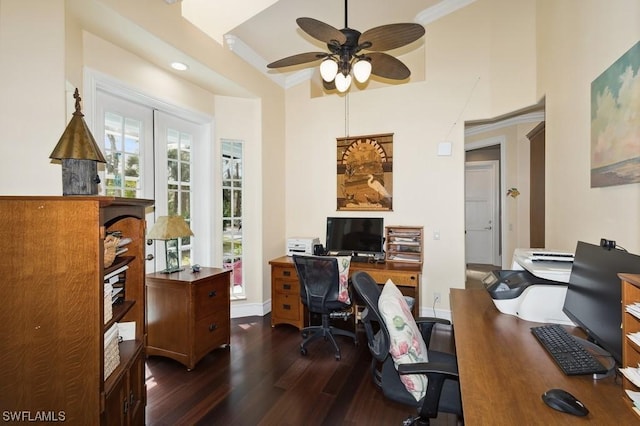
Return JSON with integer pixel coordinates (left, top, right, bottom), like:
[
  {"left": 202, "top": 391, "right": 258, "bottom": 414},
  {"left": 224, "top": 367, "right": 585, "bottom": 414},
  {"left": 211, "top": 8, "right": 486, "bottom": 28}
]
[
  {"left": 209, "top": 323, "right": 218, "bottom": 331},
  {"left": 283, "top": 270, "right": 291, "bottom": 277},
  {"left": 209, "top": 290, "right": 217, "bottom": 297},
  {"left": 283, "top": 284, "right": 291, "bottom": 290},
  {"left": 283, "top": 304, "right": 291, "bottom": 310}
]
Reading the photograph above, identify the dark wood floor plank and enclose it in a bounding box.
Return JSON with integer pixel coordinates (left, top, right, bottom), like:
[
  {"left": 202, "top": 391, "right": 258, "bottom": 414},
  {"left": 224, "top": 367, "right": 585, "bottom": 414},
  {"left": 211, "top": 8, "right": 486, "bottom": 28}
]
[{"left": 146, "top": 314, "right": 458, "bottom": 426}]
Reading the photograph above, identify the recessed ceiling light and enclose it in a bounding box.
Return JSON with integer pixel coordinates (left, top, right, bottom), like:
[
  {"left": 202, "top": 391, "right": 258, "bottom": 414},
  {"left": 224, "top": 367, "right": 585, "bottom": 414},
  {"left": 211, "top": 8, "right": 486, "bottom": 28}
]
[{"left": 171, "top": 61, "right": 188, "bottom": 71}]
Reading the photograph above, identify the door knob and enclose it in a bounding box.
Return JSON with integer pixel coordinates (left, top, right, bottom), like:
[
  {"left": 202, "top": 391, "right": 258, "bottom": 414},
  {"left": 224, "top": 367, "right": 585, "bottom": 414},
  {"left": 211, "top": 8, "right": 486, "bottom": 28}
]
[{"left": 484, "top": 226, "right": 492, "bottom": 230}]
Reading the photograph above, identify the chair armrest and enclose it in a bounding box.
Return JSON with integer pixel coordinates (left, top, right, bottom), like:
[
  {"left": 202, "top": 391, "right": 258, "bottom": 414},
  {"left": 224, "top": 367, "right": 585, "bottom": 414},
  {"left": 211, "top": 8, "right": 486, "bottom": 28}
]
[
  {"left": 398, "top": 361, "right": 460, "bottom": 419},
  {"left": 397, "top": 361, "right": 458, "bottom": 378},
  {"left": 416, "top": 317, "right": 451, "bottom": 326}
]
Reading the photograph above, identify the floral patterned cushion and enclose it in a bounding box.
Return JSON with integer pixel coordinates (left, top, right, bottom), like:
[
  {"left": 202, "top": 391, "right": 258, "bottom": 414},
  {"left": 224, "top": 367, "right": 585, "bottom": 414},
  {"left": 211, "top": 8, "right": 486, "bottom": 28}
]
[
  {"left": 334, "top": 256, "right": 351, "bottom": 304},
  {"left": 378, "top": 279, "right": 428, "bottom": 401}
]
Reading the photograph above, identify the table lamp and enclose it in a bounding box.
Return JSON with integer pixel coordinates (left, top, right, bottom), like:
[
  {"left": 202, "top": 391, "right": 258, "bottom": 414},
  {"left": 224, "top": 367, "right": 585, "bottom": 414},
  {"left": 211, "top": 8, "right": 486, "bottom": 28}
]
[{"left": 147, "top": 215, "right": 194, "bottom": 273}]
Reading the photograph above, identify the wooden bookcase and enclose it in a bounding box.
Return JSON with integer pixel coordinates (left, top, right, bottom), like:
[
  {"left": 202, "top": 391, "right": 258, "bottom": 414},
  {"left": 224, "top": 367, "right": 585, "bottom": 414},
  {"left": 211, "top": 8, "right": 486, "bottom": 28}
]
[
  {"left": 385, "top": 226, "right": 424, "bottom": 264},
  {"left": 620, "top": 273, "right": 640, "bottom": 420},
  {"left": 0, "top": 196, "right": 153, "bottom": 425}
]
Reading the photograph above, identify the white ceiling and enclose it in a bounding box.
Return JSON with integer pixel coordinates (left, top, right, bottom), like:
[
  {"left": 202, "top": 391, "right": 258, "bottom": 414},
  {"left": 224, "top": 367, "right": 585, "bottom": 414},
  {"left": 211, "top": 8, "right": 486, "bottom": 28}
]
[{"left": 182, "top": 0, "right": 477, "bottom": 88}]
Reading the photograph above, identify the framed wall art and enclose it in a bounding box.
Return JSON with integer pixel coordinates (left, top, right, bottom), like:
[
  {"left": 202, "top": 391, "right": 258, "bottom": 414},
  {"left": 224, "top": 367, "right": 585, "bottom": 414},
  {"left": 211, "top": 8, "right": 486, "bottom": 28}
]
[
  {"left": 591, "top": 40, "right": 640, "bottom": 188},
  {"left": 336, "top": 133, "right": 393, "bottom": 211}
]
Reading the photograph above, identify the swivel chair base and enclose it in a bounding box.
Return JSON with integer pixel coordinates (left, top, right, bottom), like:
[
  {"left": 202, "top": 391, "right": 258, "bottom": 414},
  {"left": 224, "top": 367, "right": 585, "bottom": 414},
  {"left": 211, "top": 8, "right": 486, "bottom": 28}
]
[{"left": 300, "top": 314, "right": 357, "bottom": 360}]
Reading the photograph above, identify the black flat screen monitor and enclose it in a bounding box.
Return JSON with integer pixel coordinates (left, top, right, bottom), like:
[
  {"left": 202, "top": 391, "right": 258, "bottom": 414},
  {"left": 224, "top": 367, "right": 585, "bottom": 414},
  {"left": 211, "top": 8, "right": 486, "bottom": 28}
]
[
  {"left": 325, "top": 217, "right": 384, "bottom": 256},
  {"left": 562, "top": 241, "right": 640, "bottom": 365}
]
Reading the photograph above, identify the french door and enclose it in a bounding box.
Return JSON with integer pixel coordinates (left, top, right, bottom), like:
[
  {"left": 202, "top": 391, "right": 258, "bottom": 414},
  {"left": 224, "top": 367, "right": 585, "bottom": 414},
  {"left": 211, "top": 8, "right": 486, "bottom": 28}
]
[{"left": 95, "top": 90, "right": 200, "bottom": 272}]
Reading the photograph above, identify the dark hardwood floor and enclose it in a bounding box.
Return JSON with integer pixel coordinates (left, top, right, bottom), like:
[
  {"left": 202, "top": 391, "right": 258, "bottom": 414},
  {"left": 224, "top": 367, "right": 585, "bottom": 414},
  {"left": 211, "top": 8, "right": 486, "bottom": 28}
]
[{"left": 145, "top": 314, "right": 459, "bottom": 426}]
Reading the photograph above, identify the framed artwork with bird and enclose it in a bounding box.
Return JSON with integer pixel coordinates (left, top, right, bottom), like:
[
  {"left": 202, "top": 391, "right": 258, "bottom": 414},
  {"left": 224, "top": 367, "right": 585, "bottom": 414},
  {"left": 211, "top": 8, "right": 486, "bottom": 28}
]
[{"left": 336, "top": 133, "right": 393, "bottom": 211}]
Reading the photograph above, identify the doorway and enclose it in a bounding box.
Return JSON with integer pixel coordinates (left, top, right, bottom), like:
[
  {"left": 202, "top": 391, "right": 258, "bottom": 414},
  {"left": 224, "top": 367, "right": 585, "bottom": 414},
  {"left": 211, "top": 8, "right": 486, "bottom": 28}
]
[{"left": 465, "top": 159, "right": 500, "bottom": 265}]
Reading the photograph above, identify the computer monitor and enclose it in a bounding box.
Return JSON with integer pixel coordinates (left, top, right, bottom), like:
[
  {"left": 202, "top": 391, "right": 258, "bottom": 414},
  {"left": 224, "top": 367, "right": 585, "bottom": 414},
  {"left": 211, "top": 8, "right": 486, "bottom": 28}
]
[
  {"left": 562, "top": 241, "right": 640, "bottom": 365},
  {"left": 325, "top": 217, "right": 384, "bottom": 256}
]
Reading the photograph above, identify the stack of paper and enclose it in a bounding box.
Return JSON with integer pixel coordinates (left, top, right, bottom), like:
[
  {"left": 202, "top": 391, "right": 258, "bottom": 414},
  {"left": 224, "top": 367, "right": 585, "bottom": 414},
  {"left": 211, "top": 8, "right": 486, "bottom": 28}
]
[
  {"left": 626, "top": 302, "right": 640, "bottom": 320},
  {"left": 625, "top": 389, "right": 640, "bottom": 415},
  {"left": 628, "top": 331, "right": 640, "bottom": 347},
  {"left": 620, "top": 365, "right": 640, "bottom": 387}
]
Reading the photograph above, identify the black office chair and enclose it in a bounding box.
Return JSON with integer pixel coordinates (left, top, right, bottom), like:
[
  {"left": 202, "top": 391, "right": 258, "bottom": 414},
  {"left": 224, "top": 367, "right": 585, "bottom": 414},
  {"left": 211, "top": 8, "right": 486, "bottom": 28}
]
[
  {"left": 292, "top": 255, "right": 357, "bottom": 360},
  {"left": 351, "top": 271, "right": 463, "bottom": 425}
]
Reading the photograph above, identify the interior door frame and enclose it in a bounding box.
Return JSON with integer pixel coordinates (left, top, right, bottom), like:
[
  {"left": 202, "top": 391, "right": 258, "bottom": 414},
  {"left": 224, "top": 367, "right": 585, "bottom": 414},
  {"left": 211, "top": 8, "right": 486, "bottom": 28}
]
[{"left": 464, "top": 136, "right": 506, "bottom": 267}]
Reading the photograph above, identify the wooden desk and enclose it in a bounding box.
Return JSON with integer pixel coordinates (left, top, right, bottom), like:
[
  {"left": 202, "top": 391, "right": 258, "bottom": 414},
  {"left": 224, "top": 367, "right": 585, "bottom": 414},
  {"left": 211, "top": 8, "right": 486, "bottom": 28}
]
[
  {"left": 269, "top": 256, "right": 421, "bottom": 329},
  {"left": 450, "top": 288, "right": 636, "bottom": 424}
]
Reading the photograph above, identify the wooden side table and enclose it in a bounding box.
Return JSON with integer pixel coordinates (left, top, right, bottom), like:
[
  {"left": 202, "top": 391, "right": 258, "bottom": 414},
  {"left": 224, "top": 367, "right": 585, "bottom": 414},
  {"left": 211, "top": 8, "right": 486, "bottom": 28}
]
[{"left": 146, "top": 267, "right": 231, "bottom": 370}]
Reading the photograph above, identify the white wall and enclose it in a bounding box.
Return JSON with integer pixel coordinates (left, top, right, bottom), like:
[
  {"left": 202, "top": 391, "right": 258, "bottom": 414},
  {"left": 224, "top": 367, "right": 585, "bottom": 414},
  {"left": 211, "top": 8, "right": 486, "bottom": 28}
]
[
  {"left": 538, "top": 0, "right": 640, "bottom": 254},
  {"left": 0, "top": 0, "right": 66, "bottom": 195}
]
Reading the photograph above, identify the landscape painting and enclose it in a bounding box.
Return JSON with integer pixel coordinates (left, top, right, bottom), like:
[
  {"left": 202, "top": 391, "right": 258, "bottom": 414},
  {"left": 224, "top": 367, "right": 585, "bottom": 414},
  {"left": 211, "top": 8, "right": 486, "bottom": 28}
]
[
  {"left": 336, "top": 133, "right": 393, "bottom": 211},
  {"left": 591, "top": 40, "right": 640, "bottom": 187}
]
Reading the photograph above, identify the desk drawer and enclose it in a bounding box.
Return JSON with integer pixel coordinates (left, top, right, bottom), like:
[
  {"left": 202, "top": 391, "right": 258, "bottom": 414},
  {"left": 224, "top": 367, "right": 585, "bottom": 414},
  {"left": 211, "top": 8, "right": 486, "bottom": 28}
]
[
  {"left": 273, "top": 279, "right": 299, "bottom": 295},
  {"left": 272, "top": 293, "right": 301, "bottom": 321},
  {"left": 194, "top": 311, "right": 230, "bottom": 356},
  {"left": 367, "top": 270, "right": 419, "bottom": 287},
  {"left": 194, "top": 278, "right": 228, "bottom": 320},
  {"left": 272, "top": 265, "right": 298, "bottom": 280}
]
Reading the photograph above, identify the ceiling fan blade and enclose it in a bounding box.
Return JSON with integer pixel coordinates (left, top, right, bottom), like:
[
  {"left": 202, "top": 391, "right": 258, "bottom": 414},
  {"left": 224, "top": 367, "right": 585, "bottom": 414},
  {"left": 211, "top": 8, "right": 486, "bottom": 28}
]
[
  {"left": 267, "top": 52, "right": 328, "bottom": 69},
  {"left": 368, "top": 52, "right": 411, "bottom": 80},
  {"left": 361, "top": 23, "right": 425, "bottom": 52},
  {"left": 296, "top": 17, "right": 347, "bottom": 45}
]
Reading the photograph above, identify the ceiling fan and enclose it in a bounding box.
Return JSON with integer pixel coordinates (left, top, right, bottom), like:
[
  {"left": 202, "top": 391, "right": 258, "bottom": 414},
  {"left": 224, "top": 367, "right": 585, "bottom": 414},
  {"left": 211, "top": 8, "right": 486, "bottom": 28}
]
[{"left": 266, "top": 0, "right": 425, "bottom": 92}]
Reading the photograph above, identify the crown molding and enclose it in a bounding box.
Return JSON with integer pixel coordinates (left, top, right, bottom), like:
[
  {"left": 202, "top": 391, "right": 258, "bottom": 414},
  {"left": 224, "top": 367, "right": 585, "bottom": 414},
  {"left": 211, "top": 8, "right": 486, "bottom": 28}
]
[
  {"left": 225, "top": 34, "right": 315, "bottom": 89},
  {"left": 416, "top": 0, "right": 477, "bottom": 25},
  {"left": 464, "top": 111, "right": 545, "bottom": 136}
]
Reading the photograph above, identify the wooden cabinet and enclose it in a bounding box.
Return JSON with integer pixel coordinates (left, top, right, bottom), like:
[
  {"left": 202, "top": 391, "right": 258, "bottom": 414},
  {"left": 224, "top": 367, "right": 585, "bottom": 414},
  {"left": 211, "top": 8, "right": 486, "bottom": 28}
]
[
  {"left": 620, "top": 273, "right": 640, "bottom": 419},
  {"left": 385, "top": 226, "right": 424, "bottom": 264},
  {"left": 0, "top": 196, "right": 152, "bottom": 425},
  {"left": 146, "top": 267, "right": 231, "bottom": 370}
]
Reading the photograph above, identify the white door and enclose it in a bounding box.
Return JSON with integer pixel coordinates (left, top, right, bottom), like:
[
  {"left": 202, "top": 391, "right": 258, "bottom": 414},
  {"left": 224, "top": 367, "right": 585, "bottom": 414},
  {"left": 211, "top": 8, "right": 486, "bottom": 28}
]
[
  {"left": 465, "top": 161, "right": 499, "bottom": 264},
  {"left": 96, "top": 90, "right": 157, "bottom": 267}
]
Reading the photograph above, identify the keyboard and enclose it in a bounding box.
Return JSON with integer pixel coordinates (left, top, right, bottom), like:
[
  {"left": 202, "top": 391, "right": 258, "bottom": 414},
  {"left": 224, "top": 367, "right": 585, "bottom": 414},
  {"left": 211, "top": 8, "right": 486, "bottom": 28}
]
[{"left": 530, "top": 324, "right": 608, "bottom": 376}]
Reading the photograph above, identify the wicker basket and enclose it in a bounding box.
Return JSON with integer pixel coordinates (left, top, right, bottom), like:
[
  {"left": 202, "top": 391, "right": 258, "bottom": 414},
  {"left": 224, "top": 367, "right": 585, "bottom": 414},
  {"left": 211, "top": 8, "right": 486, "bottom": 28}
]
[{"left": 104, "top": 234, "right": 120, "bottom": 268}]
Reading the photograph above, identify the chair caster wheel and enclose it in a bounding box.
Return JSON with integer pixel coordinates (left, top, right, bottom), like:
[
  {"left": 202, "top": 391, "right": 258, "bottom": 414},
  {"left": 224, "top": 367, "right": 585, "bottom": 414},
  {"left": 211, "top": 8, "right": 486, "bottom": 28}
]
[
  {"left": 335, "top": 354, "right": 341, "bottom": 361},
  {"left": 300, "top": 347, "right": 307, "bottom": 356}
]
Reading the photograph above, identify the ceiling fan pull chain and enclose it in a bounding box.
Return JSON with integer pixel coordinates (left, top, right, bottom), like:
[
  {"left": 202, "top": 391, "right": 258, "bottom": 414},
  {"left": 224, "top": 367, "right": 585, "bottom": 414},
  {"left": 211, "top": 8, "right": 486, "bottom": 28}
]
[{"left": 344, "top": 92, "right": 350, "bottom": 137}]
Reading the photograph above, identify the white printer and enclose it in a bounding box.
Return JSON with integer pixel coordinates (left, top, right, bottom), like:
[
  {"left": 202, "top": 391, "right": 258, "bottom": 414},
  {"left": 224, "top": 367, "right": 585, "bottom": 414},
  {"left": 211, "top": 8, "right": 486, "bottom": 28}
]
[
  {"left": 286, "top": 237, "right": 320, "bottom": 256},
  {"left": 484, "top": 248, "right": 575, "bottom": 325}
]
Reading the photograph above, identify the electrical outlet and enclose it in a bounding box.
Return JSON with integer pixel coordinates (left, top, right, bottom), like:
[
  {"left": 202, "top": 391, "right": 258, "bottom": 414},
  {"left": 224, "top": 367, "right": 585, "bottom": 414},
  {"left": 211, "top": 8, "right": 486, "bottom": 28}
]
[{"left": 433, "top": 292, "right": 441, "bottom": 304}]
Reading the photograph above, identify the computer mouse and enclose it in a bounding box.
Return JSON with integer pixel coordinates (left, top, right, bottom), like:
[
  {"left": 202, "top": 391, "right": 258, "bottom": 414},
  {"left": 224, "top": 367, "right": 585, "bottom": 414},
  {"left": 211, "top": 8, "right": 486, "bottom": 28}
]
[{"left": 542, "top": 388, "right": 589, "bottom": 416}]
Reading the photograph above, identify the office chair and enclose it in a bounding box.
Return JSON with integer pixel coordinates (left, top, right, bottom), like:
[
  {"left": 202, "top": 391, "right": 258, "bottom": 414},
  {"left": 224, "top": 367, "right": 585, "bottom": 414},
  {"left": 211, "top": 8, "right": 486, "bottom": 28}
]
[
  {"left": 351, "top": 271, "right": 463, "bottom": 425},
  {"left": 292, "top": 255, "right": 357, "bottom": 360}
]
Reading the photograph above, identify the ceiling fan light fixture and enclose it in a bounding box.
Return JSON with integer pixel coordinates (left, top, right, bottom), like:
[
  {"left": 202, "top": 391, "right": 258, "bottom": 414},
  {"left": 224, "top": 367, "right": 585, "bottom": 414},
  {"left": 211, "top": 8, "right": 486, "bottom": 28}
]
[
  {"left": 353, "top": 59, "right": 372, "bottom": 83},
  {"left": 320, "top": 58, "right": 338, "bottom": 82},
  {"left": 335, "top": 72, "right": 352, "bottom": 92}
]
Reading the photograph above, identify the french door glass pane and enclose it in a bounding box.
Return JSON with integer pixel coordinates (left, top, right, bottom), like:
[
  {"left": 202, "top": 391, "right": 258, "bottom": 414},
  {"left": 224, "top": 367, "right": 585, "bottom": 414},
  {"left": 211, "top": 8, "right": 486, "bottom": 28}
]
[
  {"left": 103, "top": 112, "right": 142, "bottom": 198},
  {"left": 222, "top": 140, "right": 244, "bottom": 296}
]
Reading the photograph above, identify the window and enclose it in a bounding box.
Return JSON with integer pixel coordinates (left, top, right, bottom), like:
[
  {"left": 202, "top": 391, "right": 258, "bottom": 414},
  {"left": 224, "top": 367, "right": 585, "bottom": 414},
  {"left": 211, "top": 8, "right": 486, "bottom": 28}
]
[
  {"left": 222, "top": 140, "right": 244, "bottom": 296},
  {"left": 166, "top": 128, "right": 193, "bottom": 268}
]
